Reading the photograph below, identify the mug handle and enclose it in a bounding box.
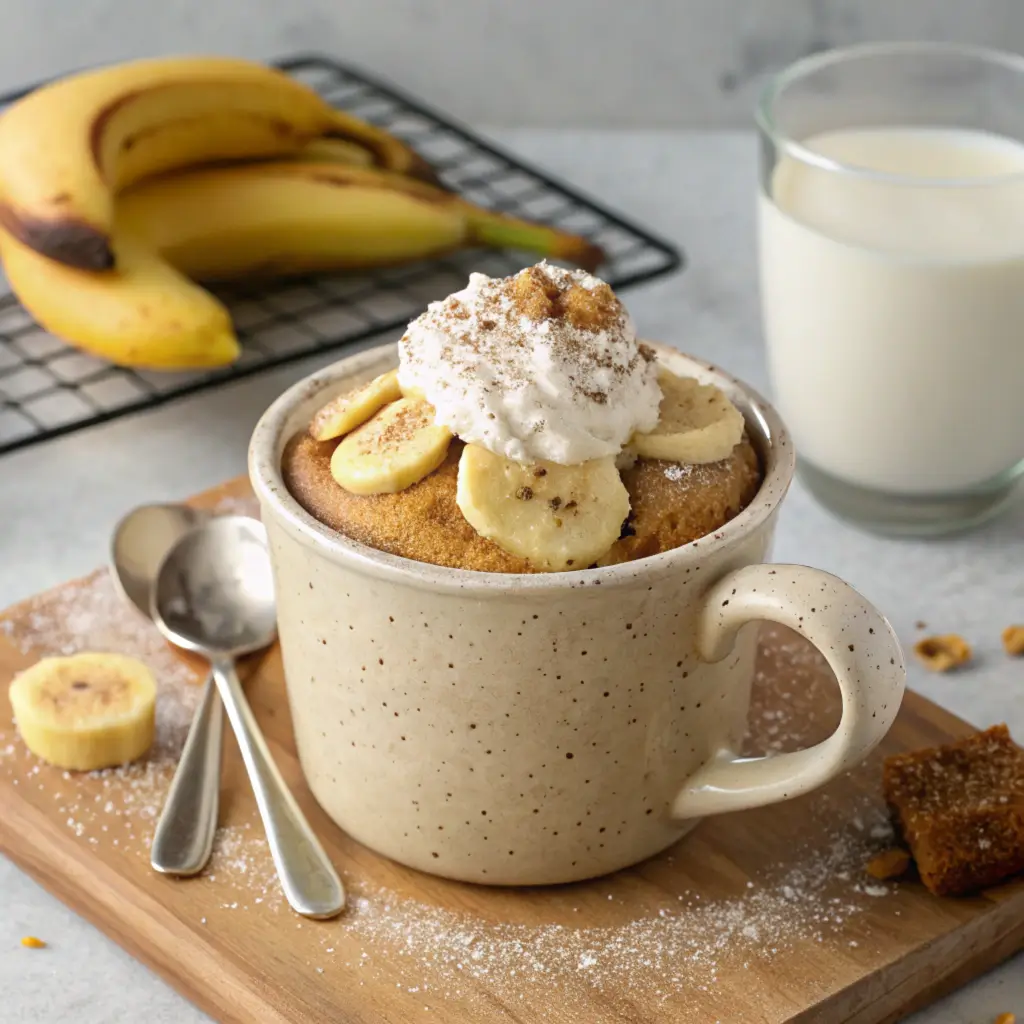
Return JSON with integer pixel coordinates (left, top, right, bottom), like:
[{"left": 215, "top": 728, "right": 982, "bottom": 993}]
[{"left": 671, "top": 563, "right": 905, "bottom": 819}]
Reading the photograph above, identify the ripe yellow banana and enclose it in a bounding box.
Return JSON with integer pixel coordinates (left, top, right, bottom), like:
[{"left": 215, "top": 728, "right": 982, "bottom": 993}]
[
  {"left": 0, "top": 56, "right": 435, "bottom": 271},
  {"left": 0, "top": 160, "right": 603, "bottom": 370},
  {"left": 0, "top": 229, "right": 238, "bottom": 369},
  {"left": 118, "top": 161, "right": 605, "bottom": 279}
]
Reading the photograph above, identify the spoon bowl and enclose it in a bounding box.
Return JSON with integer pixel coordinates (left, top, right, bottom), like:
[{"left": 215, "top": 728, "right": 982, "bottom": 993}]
[
  {"left": 111, "top": 503, "right": 207, "bottom": 617},
  {"left": 151, "top": 515, "right": 277, "bottom": 658}
]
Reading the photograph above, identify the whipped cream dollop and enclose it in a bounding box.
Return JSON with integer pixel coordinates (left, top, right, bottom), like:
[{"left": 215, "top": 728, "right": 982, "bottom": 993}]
[{"left": 398, "top": 263, "right": 662, "bottom": 465}]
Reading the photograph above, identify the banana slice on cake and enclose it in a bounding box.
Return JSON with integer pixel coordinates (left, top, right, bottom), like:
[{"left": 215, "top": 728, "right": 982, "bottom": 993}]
[
  {"left": 309, "top": 368, "right": 403, "bottom": 441},
  {"left": 398, "top": 380, "right": 426, "bottom": 402},
  {"left": 456, "top": 445, "right": 630, "bottom": 571},
  {"left": 9, "top": 652, "right": 157, "bottom": 771},
  {"left": 330, "top": 397, "right": 451, "bottom": 494},
  {"left": 633, "top": 370, "right": 744, "bottom": 463}
]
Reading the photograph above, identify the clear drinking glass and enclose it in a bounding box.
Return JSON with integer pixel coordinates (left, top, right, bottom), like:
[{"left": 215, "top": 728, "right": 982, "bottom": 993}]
[{"left": 757, "top": 43, "right": 1024, "bottom": 535}]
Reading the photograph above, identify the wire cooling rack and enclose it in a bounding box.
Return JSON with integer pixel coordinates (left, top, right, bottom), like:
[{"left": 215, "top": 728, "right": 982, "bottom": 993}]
[{"left": 0, "top": 55, "right": 682, "bottom": 455}]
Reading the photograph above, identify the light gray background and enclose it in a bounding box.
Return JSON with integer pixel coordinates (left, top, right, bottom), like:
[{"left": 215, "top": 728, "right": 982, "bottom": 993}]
[
  {"left": 2, "top": 4, "right": 1024, "bottom": 1023},
  {"left": 0, "top": 0, "right": 1023, "bottom": 125}
]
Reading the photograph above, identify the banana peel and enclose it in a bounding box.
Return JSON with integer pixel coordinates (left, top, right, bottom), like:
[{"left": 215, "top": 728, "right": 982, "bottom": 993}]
[{"left": 0, "top": 229, "right": 238, "bottom": 370}]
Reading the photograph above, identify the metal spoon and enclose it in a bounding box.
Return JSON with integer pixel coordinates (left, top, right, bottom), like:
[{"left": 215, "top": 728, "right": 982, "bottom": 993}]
[
  {"left": 110, "top": 503, "right": 223, "bottom": 877},
  {"left": 151, "top": 515, "right": 345, "bottom": 919}
]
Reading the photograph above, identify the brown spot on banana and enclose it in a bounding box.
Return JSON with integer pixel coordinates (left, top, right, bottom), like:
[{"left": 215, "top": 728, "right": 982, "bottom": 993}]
[{"left": 0, "top": 203, "right": 114, "bottom": 270}]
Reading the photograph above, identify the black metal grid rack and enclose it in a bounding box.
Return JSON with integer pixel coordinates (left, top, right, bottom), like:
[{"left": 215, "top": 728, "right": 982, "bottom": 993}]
[{"left": 0, "top": 55, "right": 682, "bottom": 455}]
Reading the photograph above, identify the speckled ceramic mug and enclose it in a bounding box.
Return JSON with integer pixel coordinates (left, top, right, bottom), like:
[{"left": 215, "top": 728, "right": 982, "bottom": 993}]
[{"left": 249, "top": 342, "right": 906, "bottom": 886}]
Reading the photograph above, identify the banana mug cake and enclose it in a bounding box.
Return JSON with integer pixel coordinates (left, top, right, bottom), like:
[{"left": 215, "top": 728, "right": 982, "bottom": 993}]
[
  {"left": 283, "top": 263, "right": 762, "bottom": 569},
  {"left": 252, "top": 261, "right": 905, "bottom": 885}
]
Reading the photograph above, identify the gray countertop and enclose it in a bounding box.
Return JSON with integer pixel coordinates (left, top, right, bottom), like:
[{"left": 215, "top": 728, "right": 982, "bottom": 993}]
[{"left": 2, "top": 130, "right": 1022, "bottom": 1023}]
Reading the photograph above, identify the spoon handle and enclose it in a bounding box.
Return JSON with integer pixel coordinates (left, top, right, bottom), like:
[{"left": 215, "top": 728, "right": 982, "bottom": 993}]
[
  {"left": 151, "top": 674, "right": 222, "bottom": 876},
  {"left": 211, "top": 658, "right": 345, "bottom": 919}
]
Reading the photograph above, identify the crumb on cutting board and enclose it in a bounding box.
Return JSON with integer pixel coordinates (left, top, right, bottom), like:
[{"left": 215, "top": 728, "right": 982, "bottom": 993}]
[
  {"left": 883, "top": 724, "right": 1024, "bottom": 896},
  {"left": 913, "top": 634, "right": 972, "bottom": 673},
  {"left": 865, "top": 848, "right": 911, "bottom": 881},
  {"left": 1002, "top": 625, "right": 1024, "bottom": 657}
]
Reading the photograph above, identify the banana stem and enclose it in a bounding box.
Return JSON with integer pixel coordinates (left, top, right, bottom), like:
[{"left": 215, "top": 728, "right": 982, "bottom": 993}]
[{"left": 465, "top": 208, "right": 605, "bottom": 272}]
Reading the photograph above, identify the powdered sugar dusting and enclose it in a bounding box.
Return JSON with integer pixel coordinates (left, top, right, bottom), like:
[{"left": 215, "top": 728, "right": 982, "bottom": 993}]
[
  {"left": 207, "top": 822, "right": 285, "bottom": 912},
  {"left": 326, "top": 805, "right": 892, "bottom": 1004},
  {"left": 663, "top": 462, "right": 692, "bottom": 482}
]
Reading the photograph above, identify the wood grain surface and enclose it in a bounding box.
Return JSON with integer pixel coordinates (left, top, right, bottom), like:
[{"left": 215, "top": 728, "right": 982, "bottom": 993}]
[{"left": 1, "top": 475, "right": 1022, "bottom": 1024}]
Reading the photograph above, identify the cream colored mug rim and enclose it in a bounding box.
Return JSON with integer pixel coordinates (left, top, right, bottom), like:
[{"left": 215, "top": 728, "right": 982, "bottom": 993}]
[{"left": 248, "top": 341, "right": 796, "bottom": 594}]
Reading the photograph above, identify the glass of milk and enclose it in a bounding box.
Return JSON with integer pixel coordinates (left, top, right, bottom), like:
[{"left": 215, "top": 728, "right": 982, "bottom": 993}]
[{"left": 757, "top": 43, "right": 1024, "bottom": 535}]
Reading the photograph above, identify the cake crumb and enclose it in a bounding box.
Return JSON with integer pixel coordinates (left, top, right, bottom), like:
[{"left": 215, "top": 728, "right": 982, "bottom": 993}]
[
  {"left": 913, "top": 634, "right": 971, "bottom": 673},
  {"left": 865, "top": 848, "right": 911, "bottom": 881},
  {"left": 883, "top": 724, "right": 1024, "bottom": 896},
  {"left": 20, "top": 936, "right": 46, "bottom": 949},
  {"left": 994, "top": 1014, "right": 1015, "bottom": 1024},
  {"left": 1002, "top": 625, "right": 1024, "bottom": 657}
]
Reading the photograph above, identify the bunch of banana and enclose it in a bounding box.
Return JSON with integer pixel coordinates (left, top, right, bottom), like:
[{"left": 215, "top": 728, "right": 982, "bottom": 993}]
[
  {"left": 1, "top": 162, "right": 604, "bottom": 369},
  {"left": 0, "top": 55, "right": 605, "bottom": 371},
  {"left": 0, "top": 55, "right": 434, "bottom": 270}
]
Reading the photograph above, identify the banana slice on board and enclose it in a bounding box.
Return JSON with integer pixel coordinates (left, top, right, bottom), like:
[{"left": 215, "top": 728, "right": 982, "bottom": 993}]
[
  {"left": 309, "top": 369, "right": 402, "bottom": 441},
  {"left": 633, "top": 370, "right": 744, "bottom": 463},
  {"left": 330, "top": 397, "right": 451, "bottom": 495},
  {"left": 456, "top": 445, "right": 630, "bottom": 571},
  {"left": 9, "top": 652, "right": 157, "bottom": 771}
]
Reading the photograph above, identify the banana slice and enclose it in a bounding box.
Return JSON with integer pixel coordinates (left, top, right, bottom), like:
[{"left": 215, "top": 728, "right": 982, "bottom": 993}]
[
  {"left": 330, "top": 397, "right": 451, "bottom": 494},
  {"left": 398, "top": 380, "right": 426, "bottom": 402},
  {"left": 456, "top": 445, "right": 629, "bottom": 571},
  {"left": 309, "top": 369, "right": 402, "bottom": 442},
  {"left": 9, "top": 652, "right": 157, "bottom": 771},
  {"left": 633, "top": 370, "right": 744, "bottom": 463}
]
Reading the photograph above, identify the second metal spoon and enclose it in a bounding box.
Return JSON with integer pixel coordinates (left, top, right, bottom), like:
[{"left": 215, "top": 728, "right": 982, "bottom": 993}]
[{"left": 110, "top": 502, "right": 222, "bottom": 877}]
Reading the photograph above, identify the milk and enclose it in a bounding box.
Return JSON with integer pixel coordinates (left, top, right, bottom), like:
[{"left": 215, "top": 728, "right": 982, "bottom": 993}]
[{"left": 760, "top": 127, "right": 1024, "bottom": 495}]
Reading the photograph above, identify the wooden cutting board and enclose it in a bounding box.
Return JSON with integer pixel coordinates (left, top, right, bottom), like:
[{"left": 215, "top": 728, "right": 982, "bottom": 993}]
[{"left": 1, "top": 476, "right": 1022, "bottom": 1024}]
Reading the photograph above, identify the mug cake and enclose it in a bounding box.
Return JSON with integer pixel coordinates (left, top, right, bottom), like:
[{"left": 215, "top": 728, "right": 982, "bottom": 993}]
[{"left": 283, "top": 262, "right": 761, "bottom": 572}]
